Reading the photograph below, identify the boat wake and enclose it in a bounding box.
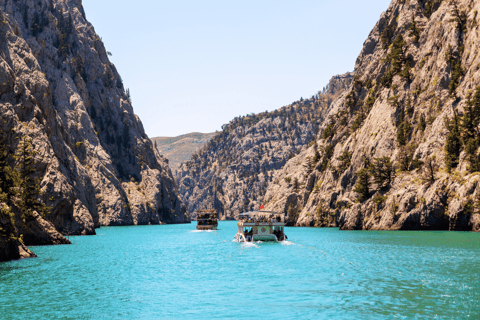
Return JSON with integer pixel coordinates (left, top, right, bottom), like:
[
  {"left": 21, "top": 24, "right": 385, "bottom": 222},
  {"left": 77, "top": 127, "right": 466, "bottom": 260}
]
[
  {"left": 280, "top": 240, "right": 295, "bottom": 246},
  {"left": 189, "top": 230, "right": 215, "bottom": 233},
  {"left": 242, "top": 242, "right": 259, "bottom": 248}
]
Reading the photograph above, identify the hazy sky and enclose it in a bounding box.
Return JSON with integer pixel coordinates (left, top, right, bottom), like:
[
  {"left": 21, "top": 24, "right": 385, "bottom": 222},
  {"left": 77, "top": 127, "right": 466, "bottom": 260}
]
[{"left": 82, "top": 0, "right": 391, "bottom": 137}]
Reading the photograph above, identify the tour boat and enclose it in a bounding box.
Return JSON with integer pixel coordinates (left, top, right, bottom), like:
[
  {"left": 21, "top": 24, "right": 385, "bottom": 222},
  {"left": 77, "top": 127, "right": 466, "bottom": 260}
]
[
  {"left": 195, "top": 209, "right": 219, "bottom": 230},
  {"left": 234, "top": 211, "right": 287, "bottom": 242}
]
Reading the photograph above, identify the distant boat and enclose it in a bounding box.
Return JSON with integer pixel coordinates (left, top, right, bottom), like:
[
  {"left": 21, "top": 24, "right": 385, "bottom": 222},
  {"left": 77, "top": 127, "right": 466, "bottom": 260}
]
[
  {"left": 195, "top": 209, "right": 218, "bottom": 230},
  {"left": 234, "top": 211, "right": 287, "bottom": 242}
]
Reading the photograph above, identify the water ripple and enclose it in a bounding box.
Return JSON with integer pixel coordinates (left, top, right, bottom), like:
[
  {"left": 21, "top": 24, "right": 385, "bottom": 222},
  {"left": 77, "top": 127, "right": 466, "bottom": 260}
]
[{"left": 0, "top": 223, "right": 479, "bottom": 319}]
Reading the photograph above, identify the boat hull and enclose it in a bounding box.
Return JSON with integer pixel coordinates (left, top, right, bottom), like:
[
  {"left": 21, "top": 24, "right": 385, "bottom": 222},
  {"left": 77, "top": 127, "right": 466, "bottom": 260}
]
[
  {"left": 197, "top": 225, "right": 217, "bottom": 230},
  {"left": 235, "top": 233, "right": 286, "bottom": 242}
]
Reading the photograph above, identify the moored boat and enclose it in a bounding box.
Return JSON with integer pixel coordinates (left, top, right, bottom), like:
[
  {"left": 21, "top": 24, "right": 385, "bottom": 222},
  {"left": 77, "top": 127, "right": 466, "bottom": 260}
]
[
  {"left": 234, "top": 211, "right": 287, "bottom": 242},
  {"left": 195, "top": 209, "right": 219, "bottom": 230}
]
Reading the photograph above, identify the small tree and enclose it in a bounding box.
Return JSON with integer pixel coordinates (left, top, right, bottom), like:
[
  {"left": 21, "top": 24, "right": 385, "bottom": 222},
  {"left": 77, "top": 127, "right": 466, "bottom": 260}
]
[
  {"left": 409, "top": 15, "right": 420, "bottom": 43},
  {"left": 293, "top": 177, "right": 299, "bottom": 192},
  {"left": 371, "top": 157, "right": 394, "bottom": 190},
  {"left": 313, "top": 148, "right": 321, "bottom": 164},
  {"left": 353, "top": 168, "right": 371, "bottom": 202},
  {"left": 0, "top": 138, "right": 16, "bottom": 200},
  {"left": 398, "top": 144, "right": 417, "bottom": 171},
  {"left": 423, "top": 156, "right": 438, "bottom": 184},
  {"left": 444, "top": 115, "right": 462, "bottom": 172},
  {"left": 465, "top": 139, "right": 480, "bottom": 172},
  {"left": 0, "top": 139, "right": 17, "bottom": 242},
  {"left": 336, "top": 150, "right": 352, "bottom": 175},
  {"left": 303, "top": 157, "right": 313, "bottom": 176},
  {"left": 14, "top": 136, "right": 50, "bottom": 220}
]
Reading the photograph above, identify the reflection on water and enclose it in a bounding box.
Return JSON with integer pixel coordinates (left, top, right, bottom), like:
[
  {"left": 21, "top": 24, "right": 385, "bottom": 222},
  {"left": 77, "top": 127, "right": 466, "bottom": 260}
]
[{"left": 0, "top": 222, "right": 479, "bottom": 319}]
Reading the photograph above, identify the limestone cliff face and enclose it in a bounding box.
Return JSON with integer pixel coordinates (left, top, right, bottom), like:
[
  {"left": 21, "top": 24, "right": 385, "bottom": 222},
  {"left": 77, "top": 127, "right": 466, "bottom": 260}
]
[
  {"left": 0, "top": 0, "right": 188, "bottom": 260},
  {"left": 264, "top": 0, "right": 480, "bottom": 232},
  {"left": 176, "top": 74, "right": 352, "bottom": 219}
]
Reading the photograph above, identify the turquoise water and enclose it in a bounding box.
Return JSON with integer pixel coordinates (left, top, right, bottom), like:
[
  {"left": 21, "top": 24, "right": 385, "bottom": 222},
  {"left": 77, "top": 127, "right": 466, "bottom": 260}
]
[{"left": 1, "top": 222, "right": 479, "bottom": 319}]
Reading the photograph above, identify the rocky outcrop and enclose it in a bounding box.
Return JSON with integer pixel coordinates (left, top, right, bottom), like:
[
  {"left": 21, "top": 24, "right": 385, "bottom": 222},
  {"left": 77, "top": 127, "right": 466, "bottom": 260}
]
[
  {"left": 176, "top": 74, "right": 352, "bottom": 219},
  {"left": 0, "top": 0, "right": 188, "bottom": 261},
  {"left": 264, "top": 0, "right": 480, "bottom": 232},
  {"left": 0, "top": 237, "right": 35, "bottom": 262}
]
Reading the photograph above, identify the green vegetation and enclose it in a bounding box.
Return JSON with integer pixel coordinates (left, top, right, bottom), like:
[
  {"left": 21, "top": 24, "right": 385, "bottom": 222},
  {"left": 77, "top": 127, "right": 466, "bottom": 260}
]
[
  {"left": 443, "top": 86, "right": 480, "bottom": 173},
  {"left": 335, "top": 150, "right": 352, "bottom": 175},
  {"left": 423, "top": 156, "right": 437, "bottom": 184},
  {"left": 14, "top": 137, "right": 50, "bottom": 219},
  {"left": 370, "top": 157, "right": 394, "bottom": 191},
  {"left": 424, "top": 0, "right": 443, "bottom": 19},
  {"left": 321, "top": 123, "right": 335, "bottom": 140},
  {"left": 303, "top": 157, "right": 314, "bottom": 176},
  {"left": 31, "top": 11, "right": 49, "bottom": 37},
  {"left": 445, "top": 46, "right": 464, "bottom": 94},
  {"left": 444, "top": 115, "right": 461, "bottom": 172},
  {"left": 409, "top": 15, "right": 420, "bottom": 43},
  {"left": 398, "top": 144, "right": 418, "bottom": 171},
  {"left": 380, "top": 23, "right": 396, "bottom": 50},
  {"left": 56, "top": 9, "right": 74, "bottom": 59},
  {"left": 345, "top": 90, "right": 357, "bottom": 110},
  {"left": 353, "top": 168, "right": 371, "bottom": 202},
  {"left": 318, "top": 144, "right": 334, "bottom": 172},
  {"left": 351, "top": 94, "right": 376, "bottom": 133},
  {"left": 445, "top": 4, "right": 466, "bottom": 95},
  {"left": 373, "top": 195, "right": 388, "bottom": 207},
  {"left": 354, "top": 156, "right": 394, "bottom": 202},
  {"left": 381, "top": 34, "right": 410, "bottom": 87},
  {"left": 293, "top": 177, "right": 299, "bottom": 191},
  {"left": 0, "top": 139, "right": 17, "bottom": 242},
  {"left": 418, "top": 113, "right": 426, "bottom": 132}
]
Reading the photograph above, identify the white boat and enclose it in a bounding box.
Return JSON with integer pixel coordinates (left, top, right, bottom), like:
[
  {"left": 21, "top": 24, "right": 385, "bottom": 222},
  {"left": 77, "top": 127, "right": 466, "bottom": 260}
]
[{"left": 234, "top": 211, "right": 287, "bottom": 242}]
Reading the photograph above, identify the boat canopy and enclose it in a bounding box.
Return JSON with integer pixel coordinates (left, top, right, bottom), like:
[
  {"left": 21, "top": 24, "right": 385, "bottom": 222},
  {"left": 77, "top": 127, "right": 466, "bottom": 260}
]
[
  {"left": 239, "top": 211, "right": 285, "bottom": 221},
  {"left": 239, "top": 210, "right": 284, "bottom": 216}
]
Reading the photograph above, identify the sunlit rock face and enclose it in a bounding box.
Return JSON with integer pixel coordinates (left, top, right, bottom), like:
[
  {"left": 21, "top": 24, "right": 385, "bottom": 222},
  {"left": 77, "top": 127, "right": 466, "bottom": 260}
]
[
  {"left": 0, "top": 0, "right": 189, "bottom": 260},
  {"left": 264, "top": 0, "right": 480, "bottom": 231}
]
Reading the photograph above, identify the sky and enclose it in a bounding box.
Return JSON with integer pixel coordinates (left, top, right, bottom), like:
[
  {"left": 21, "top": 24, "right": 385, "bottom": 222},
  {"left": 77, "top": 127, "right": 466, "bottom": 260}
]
[{"left": 82, "top": 0, "right": 392, "bottom": 138}]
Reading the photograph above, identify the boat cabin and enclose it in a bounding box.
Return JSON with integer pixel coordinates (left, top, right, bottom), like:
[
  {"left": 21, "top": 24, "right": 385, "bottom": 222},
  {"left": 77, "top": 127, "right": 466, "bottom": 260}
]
[
  {"left": 195, "top": 209, "right": 218, "bottom": 230},
  {"left": 235, "top": 211, "right": 287, "bottom": 242}
]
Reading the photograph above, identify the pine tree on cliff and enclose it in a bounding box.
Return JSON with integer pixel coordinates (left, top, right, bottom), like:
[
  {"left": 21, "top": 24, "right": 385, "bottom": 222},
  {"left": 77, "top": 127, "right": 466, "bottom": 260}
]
[
  {"left": 354, "top": 168, "right": 371, "bottom": 203},
  {"left": 0, "top": 139, "right": 17, "bottom": 242},
  {"left": 409, "top": 15, "right": 420, "bottom": 43},
  {"left": 0, "top": 138, "right": 15, "bottom": 199},
  {"left": 371, "top": 157, "right": 394, "bottom": 191},
  {"left": 461, "top": 87, "right": 480, "bottom": 172},
  {"left": 14, "top": 136, "right": 50, "bottom": 220},
  {"left": 444, "top": 115, "right": 462, "bottom": 172}
]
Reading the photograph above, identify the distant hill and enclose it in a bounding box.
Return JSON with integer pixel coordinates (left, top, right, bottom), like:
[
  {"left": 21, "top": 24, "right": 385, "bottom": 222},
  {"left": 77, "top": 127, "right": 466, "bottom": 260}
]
[{"left": 152, "top": 133, "right": 217, "bottom": 170}]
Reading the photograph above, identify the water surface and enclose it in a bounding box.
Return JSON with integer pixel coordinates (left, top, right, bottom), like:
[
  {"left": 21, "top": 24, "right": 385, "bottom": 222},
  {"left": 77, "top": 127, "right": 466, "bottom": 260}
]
[{"left": 1, "top": 222, "right": 479, "bottom": 319}]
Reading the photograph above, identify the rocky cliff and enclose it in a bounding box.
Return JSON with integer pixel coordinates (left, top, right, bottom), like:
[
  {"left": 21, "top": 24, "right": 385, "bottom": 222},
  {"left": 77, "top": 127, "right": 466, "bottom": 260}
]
[
  {"left": 176, "top": 73, "right": 352, "bottom": 219},
  {"left": 152, "top": 132, "right": 216, "bottom": 171},
  {"left": 0, "top": 0, "right": 188, "bottom": 262},
  {"left": 264, "top": 0, "right": 480, "bottom": 232}
]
